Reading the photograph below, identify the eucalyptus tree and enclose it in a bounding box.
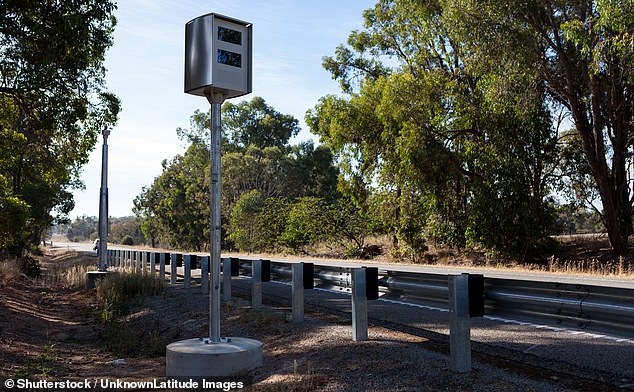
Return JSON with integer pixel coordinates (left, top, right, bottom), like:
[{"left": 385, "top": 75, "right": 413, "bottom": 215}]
[
  {"left": 447, "top": 0, "right": 634, "bottom": 254},
  {"left": 308, "top": 0, "right": 559, "bottom": 257},
  {"left": 135, "top": 99, "right": 339, "bottom": 251},
  {"left": 0, "top": 1, "right": 120, "bottom": 254}
]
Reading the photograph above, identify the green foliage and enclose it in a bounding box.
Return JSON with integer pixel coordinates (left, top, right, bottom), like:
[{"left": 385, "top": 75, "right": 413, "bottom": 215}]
[
  {"left": 0, "top": 175, "right": 31, "bottom": 252},
  {"left": 253, "top": 197, "right": 291, "bottom": 252},
  {"left": 121, "top": 235, "right": 134, "bottom": 246},
  {"left": 282, "top": 197, "right": 330, "bottom": 253},
  {"left": 134, "top": 143, "right": 210, "bottom": 251},
  {"left": 307, "top": 0, "right": 560, "bottom": 259},
  {"left": 324, "top": 197, "right": 373, "bottom": 257},
  {"left": 36, "top": 344, "right": 57, "bottom": 377},
  {"left": 135, "top": 99, "right": 340, "bottom": 252},
  {"left": 0, "top": 1, "right": 120, "bottom": 255},
  {"left": 176, "top": 96, "right": 301, "bottom": 152},
  {"left": 223, "top": 96, "right": 301, "bottom": 149},
  {"left": 66, "top": 215, "right": 98, "bottom": 242},
  {"left": 555, "top": 205, "right": 605, "bottom": 235},
  {"left": 448, "top": 0, "right": 634, "bottom": 255},
  {"left": 109, "top": 216, "right": 145, "bottom": 245},
  {"left": 228, "top": 190, "right": 265, "bottom": 252}
]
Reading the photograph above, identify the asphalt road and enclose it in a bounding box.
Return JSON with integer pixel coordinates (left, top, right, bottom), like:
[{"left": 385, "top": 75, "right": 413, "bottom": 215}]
[
  {"left": 230, "top": 277, "right": 634, "bottom": 389},
  {"left": 51, "top": 241, "right": 98, "bottom": 253}
]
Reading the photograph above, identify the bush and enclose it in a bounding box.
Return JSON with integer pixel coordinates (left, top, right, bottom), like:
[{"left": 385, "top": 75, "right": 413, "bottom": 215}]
[
  {"left": 121, "top": 235, "right": 134, "bottom": 246},
  {"left": 19, "top": 255, "right": 41, "bottom": 278},
  {"left": 95, "top": 272, "right": 163, "bottom": 322},
  {"left": 282, "top": 197, "right": 329, "bottom": 253},
  {"left": 228, "top": 190, "right": 265, "bottom": 252}
]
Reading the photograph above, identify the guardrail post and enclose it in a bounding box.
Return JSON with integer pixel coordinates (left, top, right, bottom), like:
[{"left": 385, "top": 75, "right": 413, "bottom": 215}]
[
  {"left": 149, "top": 252, "right": 157, "bottom": 275},
  {"left": 252, "top": 259, "right": 262, "bottom": 309},
  {"left": 134, "top": 251, "right": 140, "bottom": 272},
  {"left": 184, "top": 254, "right": 192, "bottom": 288},
  {"left": 201, "top": 256, "right": 209, "bottom": 293},
  {"left": 159, "top": 252, "right": 167, "bottom": 280},
  {"left": 352, "top": 268, "right": 369, "bottom": 341},
  {"left": 222, "top": 258, "right": 232, "bottom": 301},
  {"left": 141, "top": 251, "right": 148, "bottom": 274},
  {"left": 292, "top": 263, "right": 304, "bottom": 323},
  {"left": 449, "top": 274, "right": 471, "bottom": 373},
  {"left": 170, "top": 253, "right": 178, "bottom": 285}
]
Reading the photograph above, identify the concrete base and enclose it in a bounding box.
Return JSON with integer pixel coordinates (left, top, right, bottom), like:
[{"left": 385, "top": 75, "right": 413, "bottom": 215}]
[
  {"left": 166, "top": 337, "right": 263, "bottom": 378},
  {"left": 86, "top": 270, "right": 117, "bottom": 289}
]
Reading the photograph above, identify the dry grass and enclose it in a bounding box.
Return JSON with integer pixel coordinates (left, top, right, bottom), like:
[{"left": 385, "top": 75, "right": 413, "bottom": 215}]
[
  {"left": 94, "top": 271, "right": 164, "bottom": 323},
  {"left": 0, "top": 258, "right": 21, "bottom": 286},
  {"left": 40, "top": 252, "right": 97, "bottom": 289},
  {"left": 293, "top": 234, "right": 634, "bottom": 278},
  {"left": 546, "top": 255, "right": 634, "bottom": 276}
]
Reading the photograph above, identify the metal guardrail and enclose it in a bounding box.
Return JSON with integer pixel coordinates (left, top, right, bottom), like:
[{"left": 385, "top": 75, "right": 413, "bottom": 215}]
[
  {"left": 107, "top": 250, "right": 634, "bottom": 339},
  {"left": 258, "top": 261, "right": 634, "bottom": 339},
  {"left": 484, "top": 278, "right": 634, "bottom": 338}
]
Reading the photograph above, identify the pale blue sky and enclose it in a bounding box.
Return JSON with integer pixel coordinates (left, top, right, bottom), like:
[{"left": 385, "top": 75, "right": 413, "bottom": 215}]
[{"left": 71, "top": 0, "right": 376, "bottom": 218}]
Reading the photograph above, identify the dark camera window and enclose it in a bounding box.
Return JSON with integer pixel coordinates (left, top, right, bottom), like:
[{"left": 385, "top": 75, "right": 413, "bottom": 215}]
[
  {"left": 217, "top": 49, "right": 241, "bottom": 68},
  {"left": 218, "top": 27, "right": 241, "bottom": 45}
]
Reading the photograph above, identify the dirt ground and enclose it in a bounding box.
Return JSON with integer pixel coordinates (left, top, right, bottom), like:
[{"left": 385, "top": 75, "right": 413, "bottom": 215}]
[{"left": 0, "top": 250, "right": 614, "bottom": 391}]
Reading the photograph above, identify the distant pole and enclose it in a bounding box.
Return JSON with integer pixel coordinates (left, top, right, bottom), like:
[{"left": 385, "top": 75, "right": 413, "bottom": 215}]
[
  {"left": 208, "top": 91, "right": 225, "bottom": 342},
  {"left": 97, "top": 128, "right": 110, "bottom": 272}
]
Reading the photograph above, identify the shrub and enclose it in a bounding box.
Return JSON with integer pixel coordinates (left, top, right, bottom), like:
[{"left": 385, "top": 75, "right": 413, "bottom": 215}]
[
  {"left": 95, "top": 272, "right": 163, "bottom": 322},
  {"left": 19, "top": 255, "right": 41, "bottom": 278},
  {"left": 282, "top": 197, "right": 329, "bottom": 253},
  {"left": 121, "top": 235, "right": 134, "bottom": 246},
  {"left": 228, "top": 190, "right": 265, "bottom": 252}
]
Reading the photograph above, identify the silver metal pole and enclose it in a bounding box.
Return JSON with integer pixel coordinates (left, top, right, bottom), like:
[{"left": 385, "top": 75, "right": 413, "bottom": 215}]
[
  {"left": 449, "top": 274, "right": 471, "bottom": 373},
  {"left": 252, "top": 259, "right": 262, "bottom": 309},
  {"left": 292, "top": 263, "right": 304, "bottom": 323},
  {"left": 98, "top": 129, "right": 109, "bottom": 271},
  {"left": 352, "top": 268, "right": 368, "bottom": 341},
  {"left": 208, "top": 92, "right": 225, "bottom": 342}
]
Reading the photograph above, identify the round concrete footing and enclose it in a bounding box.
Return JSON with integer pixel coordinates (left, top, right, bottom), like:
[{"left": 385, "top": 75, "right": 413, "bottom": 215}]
[
  {"left": 166, "top": 337, "right": 263, "bottom": 378},
  {"left": 86, "top": 270, "right": 117, "bottom": 289}
]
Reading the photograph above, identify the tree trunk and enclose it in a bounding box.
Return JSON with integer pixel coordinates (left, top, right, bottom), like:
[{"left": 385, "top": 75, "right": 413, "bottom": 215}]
[
  {"left": 392, "top": 186, "right": 401, "bottom": 248},
  {"left": 522, "top": 1, "right": 634, "bottom": 255},
  {"left": 572, "top": 104, "right": 631, "bottom": 255},
  {"left": 596, "top": 178, "right": 630, "bottom": 255}
]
